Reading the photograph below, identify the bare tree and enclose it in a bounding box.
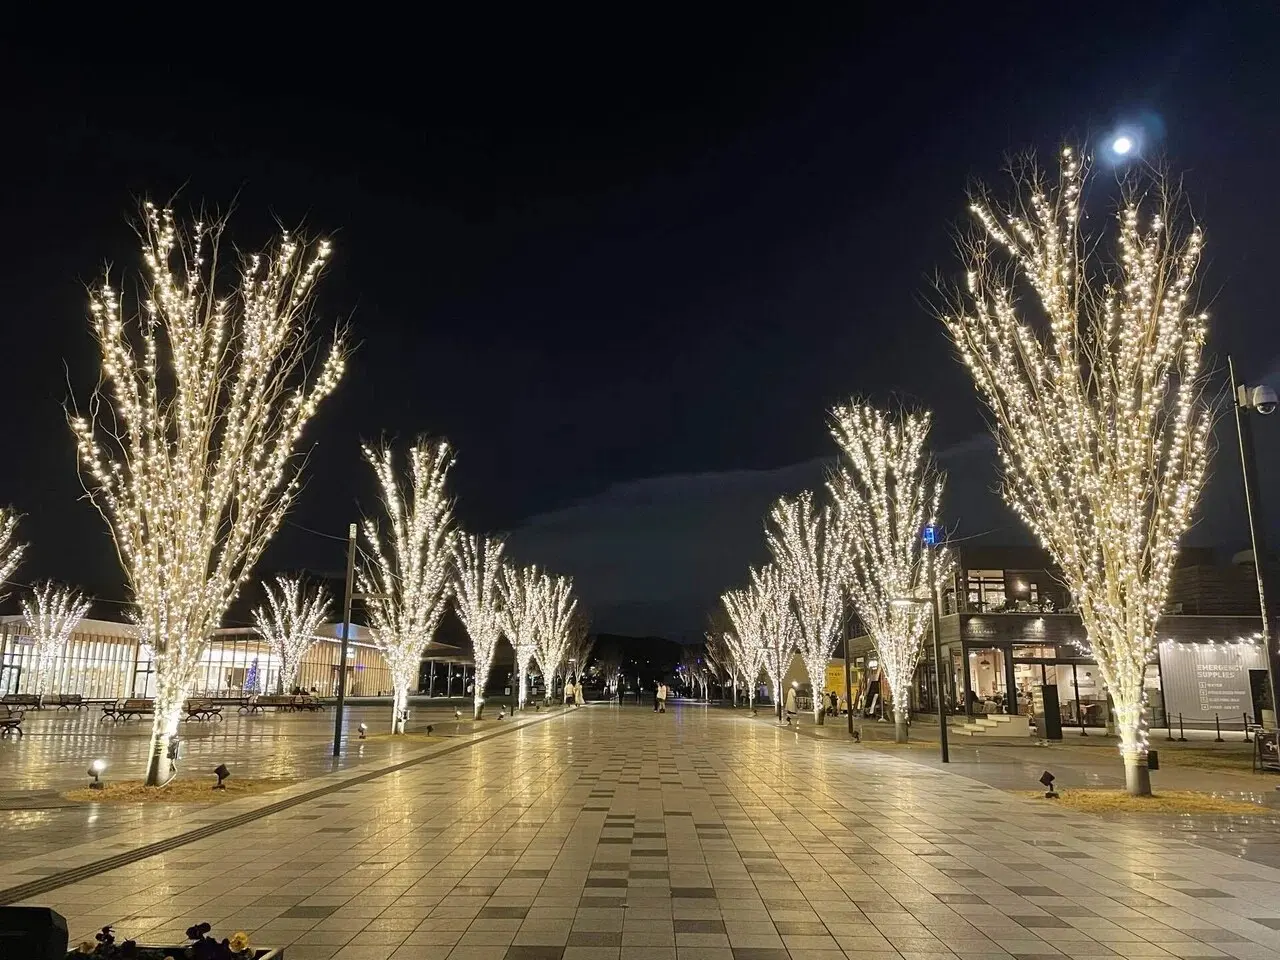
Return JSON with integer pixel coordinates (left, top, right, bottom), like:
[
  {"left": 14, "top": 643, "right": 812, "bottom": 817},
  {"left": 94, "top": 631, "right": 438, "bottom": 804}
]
[
  {"left": 454, "top": 533, "right": 505, "bottom": 719},
  {"left": 360, "top": 439, "right": 456, "bottom": 734},
  {"left": 71, "top": 205, "right": 347, "bottom": 783},
  {"left": 252, "top": 576, "right": 331, "bottom": 695},
  {"left": 22, "top": 583, "right": 92, "bottom": 699},
  {"left": 943, "top": 147, "right": 1210, "bottom": 793},
  {"left": 829, "top": 402, "right": 944, "bottom": 743},
  {"left": 721, "top": 587, "right": 767, "bottom": 711},
  {"left": 767, "top": 491, "right": 848, "bottom": 721},
  {"left": 565, "top": 610, "right": 595, "bottom": 684}
]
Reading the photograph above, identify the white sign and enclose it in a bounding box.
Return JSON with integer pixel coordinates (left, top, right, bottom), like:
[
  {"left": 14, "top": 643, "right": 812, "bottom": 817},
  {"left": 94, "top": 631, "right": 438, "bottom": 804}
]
[{"left": 1159, "top": 643, "right": 1265, "bottom": 724}]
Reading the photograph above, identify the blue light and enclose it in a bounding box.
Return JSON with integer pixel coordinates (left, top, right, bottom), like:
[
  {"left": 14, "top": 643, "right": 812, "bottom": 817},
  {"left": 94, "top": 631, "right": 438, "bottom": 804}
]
[{"left": 922, "top": 524, "right": 940, "bottom": 546}]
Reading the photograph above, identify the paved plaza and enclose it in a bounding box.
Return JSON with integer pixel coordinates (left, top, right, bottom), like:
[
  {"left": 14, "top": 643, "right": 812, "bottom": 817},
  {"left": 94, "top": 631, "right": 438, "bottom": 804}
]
[{"left": 4, "top": 703, "right": 1280, "bottom": 959}]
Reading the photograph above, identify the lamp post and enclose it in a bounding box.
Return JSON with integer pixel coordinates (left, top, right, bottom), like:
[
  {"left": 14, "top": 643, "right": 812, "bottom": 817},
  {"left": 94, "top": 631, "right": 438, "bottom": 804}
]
[
  {"left": 890, "top": 523, "right": 949, "bottom": 762},
  {"left": 1230, "top": 356, "right": 1280, "bottom": 730},
  {"left": 332, "top": 523, "right": 358, "bottom": 757}
]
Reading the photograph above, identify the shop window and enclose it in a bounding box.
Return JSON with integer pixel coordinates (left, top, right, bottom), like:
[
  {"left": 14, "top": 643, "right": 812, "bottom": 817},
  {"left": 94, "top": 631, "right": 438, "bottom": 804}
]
[
  {"left": 966, "top": 570, "right": 1006, "bottom": 611},
  {"left": 967, "top": 647, "right": 1007, "bottom": 712}
]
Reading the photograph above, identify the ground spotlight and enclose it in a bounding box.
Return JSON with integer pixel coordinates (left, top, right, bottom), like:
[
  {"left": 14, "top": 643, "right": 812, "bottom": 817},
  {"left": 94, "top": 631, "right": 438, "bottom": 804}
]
[
  {"left": 88, "top": 759, "right": 106, "bottom": 790},
  {"left": 426, "top": 724, "right": 434, "bottom": 736},
  {"left": 455, "top": 707, "right": 461, "bottom": 720},
  {"left": 1039, "top": 770, "right": 1058, "bottom": 799},
  {"left": 498, "top": 708, "right": 506, "bottom": 720},
  {"left": 358, "top": 722, "right": 367, "bottom": 740},
  {"left": 214, "top": 763, "right": 231, "bottom": 790}
]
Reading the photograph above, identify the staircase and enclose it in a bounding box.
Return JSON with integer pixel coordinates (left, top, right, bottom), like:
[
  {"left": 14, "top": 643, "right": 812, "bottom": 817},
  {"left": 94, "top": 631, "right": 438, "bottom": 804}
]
[{"left": 953, "top": 713, "right": 1031, "bottom": 738}]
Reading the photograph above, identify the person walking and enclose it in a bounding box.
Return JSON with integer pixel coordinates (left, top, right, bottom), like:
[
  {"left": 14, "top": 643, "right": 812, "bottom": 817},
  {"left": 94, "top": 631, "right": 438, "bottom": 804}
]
[
  {"left": 563, "top": 679, "right": 575, "bottom": 707},
  {"left": 828, "top": 690, "right": 839, "bottom": 717},
  {"left": 784, "top": 684, "right": 798, "bottom": 724},
  {"left": 657, "top": 682, "right": 668, "bottom": 713}
]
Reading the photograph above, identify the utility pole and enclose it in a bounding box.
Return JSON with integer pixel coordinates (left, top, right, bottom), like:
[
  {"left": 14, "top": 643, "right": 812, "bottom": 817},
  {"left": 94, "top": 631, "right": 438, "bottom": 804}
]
[
  {"left": 1230, "top": 356, "right": 1280, "bottom": 730},
  {"left": 841, "top": 615, "right": 855, "bottom": 739},
  {"left": 332, "top": 522, "right": 357, "bottom": 757}
]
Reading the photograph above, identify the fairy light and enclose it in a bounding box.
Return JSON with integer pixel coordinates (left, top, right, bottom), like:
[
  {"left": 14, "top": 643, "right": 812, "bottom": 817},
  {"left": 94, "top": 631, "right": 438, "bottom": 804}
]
[
  {"left": 942, "top": 146, "right": 1210, "bottom": 792},
  {"left": 499, "top": 564, "right": 545, "bottom": 710},
  {"left": 70, "top": 205, "right": 347, "bottom": 785},
  {"left": 251, "top": 577, "right": 330, "bottom": 695},
  {"left": 0, "top": 508, "right": 26, "bottom": 599},
  {"left": 721, "top": 588, "right": 767, "bottom": 711},
  {"left": 359, "top": 440, "right": 456, "bottom": 734},
  {"left": 767, "top": 491, "right": 848, "bottom": 722},
  {"left": 454, "top": 534, "right": 506, "bottom": 720},
  {"left": 535, "top": 573, "right": 578, "bottom": 700},
  {"left": 21, "top": 582, "right": 92, "bottom": 699},
  {"left": 828, "top": 403, "right": 947, "bottom": 742},
  {"left": 751, "top": 564, "right": 800, "bottom": 717}
]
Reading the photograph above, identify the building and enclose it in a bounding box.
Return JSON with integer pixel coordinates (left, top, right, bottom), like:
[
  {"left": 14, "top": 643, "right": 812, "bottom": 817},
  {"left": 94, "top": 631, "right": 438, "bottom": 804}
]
[
  {"left": 844, "top": 546, "right": 1270, "bottom": 732},
  {"left": 0, "top": 617, "right": 468, "bottom": 700}
]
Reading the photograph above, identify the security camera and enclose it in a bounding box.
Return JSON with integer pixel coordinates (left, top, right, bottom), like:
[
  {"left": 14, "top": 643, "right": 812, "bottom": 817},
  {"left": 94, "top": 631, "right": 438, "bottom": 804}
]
[{"left": 1242, "top": 385, "right": 1279, "bottom": 415}]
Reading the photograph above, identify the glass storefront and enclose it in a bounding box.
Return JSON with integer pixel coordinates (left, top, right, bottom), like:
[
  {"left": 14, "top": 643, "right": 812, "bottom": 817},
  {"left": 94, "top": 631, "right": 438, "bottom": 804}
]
[{"left": 0, "top": 620, "right": 395, "bottom": 699}]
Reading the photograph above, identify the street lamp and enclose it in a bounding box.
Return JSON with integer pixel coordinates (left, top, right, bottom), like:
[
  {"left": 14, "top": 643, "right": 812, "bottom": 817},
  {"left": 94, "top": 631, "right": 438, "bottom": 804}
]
[{"left": 1230, "top": 356, "right": 1280, "bottom": 730}]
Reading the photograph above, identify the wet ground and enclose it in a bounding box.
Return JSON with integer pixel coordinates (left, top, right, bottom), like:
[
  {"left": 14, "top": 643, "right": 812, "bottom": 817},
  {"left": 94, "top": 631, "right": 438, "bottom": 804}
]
[{"left": 3, "top": 702, "right": 1280, "bottom": 958}]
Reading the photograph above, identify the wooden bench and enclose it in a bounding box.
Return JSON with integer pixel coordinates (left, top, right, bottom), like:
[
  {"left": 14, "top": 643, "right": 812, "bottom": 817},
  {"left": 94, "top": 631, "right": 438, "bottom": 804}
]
[
  {"left": 294, "top": 695, "right": 325, "bottom": 712},
  {"left": 182, "top": 698, "right": 224, "bottom": 722},
  {"left": 0, "top": 693, "right": 41, "bottom": 710},
  {"left": 0, "top": 707, "right": 22, "bottom": 738},
  {"left": 53, "top": 694, "right": 86, "bottom": 711},
  {"left": 240, "top": 694, "right": 294, "bottom": 714},
  {"left": 102, "top": 698, "right": 154, "bottom": 721}
]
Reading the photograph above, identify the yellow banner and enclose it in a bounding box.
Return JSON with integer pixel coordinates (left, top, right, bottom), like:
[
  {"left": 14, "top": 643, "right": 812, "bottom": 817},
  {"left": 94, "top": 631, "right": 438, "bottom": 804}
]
[{"left": 824, "top": 663, "right": 846, "bottom": 695}]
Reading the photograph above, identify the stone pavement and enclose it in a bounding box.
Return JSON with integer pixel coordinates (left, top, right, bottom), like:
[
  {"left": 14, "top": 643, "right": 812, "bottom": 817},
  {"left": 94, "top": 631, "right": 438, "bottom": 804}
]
[{"left": 7, "top": 702, "right": 1280, "bottom": 959}]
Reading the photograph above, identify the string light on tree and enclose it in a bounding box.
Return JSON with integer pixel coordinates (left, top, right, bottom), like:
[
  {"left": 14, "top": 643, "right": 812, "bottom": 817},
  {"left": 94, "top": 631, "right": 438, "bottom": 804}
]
[
  {"left": 359, "top": 439, "right": 456, "bottom": 735},
  {"left": 767, "top": 491, "right": 849, "bottom": 723},
  {"left": 828, "top": 402, "right": 946, "bottom": 744},
  {"left": 721, "top": 587, "right": 768, "bottom": 712},
  {"left": 252, "top": 576, "right": 331, "bottom": 695},
  {"left": 21, "top": 582, "right": 92, "bottom": 700},
  {"left": 453, "top": 533, "right": 506, "bottom": 720},
  {"left": 0, "top": 508, "right": 26, "bottom": 599},
  {"left": 70, "top": 205, "right": 347, "bottom": 785},
  {"left": 751, "top": 564, "right": 799, "bottom": 722},
  {"left": 942, "top": 146, "right": 1211, "bottom": 795},
  {"left": 500, "top": 564, "right": 545, "bottom": 710},
  {"left": 535, "top": 573, "right": 578, "bottom": 704}
]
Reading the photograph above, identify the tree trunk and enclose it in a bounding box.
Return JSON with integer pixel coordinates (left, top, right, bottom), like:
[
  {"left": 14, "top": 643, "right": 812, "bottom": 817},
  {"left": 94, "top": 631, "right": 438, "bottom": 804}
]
[
  {"left": 894, "top": 710, "right": 908, "bottom": 743},
  {"left": 473, "top": 692, "right": 485, "bottom": 721},
  {"left": 143, "top": 696, "right": 184, "bottom": 786},
  {"left": 391, "top": 679, "right": 410, "bottom": 734},
  {"left": 1119, "top": 720, "right": 1151, "bottom": 795},
  {"left": 516, "top": 659, "right": 529, "bottom": 710}
]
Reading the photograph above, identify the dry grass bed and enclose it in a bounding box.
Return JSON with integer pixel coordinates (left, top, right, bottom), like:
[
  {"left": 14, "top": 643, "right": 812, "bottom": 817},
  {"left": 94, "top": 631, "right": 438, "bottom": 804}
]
[
  {"left": 1014, "top": 788, "right": 1265, "bottom": 815},
  {"left": 64, "top": 778, "right": 294, "bottom": 803}
]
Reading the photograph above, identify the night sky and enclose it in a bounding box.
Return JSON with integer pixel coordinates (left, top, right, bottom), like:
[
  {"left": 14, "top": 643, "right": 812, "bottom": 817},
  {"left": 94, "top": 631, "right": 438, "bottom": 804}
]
[{"left": 2, "top": 5, "right": 1279, "bottom": 638}]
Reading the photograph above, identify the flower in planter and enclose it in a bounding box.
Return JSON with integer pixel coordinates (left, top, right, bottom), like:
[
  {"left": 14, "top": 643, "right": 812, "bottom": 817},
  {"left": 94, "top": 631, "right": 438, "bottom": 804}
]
[{"left": 227, "top": 932, "right": 250, "bottom": 953}]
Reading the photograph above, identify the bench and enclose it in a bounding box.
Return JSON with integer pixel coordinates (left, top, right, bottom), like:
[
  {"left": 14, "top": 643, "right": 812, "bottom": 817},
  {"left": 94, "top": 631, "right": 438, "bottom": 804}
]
[
  {"left": 101, "top": 698, "right": 155, "bottom": 722},
  {"left": 182, "top": 698, "right": 224, "bottom": 722},
  {"left": 0, "top": 694, "right": 41, "bottom": 710},
  {"left": 0, "top": 707, "right": 22, "bottom": 738},
  {"left": 53, "top": 694, "right": 86, "bottom": 711},
  {"left": 294, "top": 695, "right": 325, "bottom": 712},
  {"left": 240, "top": 694, "right": 293, "bottom": 714}
]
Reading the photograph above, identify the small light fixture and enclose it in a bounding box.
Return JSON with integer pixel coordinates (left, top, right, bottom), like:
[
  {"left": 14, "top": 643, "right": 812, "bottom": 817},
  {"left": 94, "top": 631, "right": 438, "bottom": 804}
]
[
  {"left": 425, "top": 724, "right": 434, "bottom": 736},
  {"left": 1039, "top": 770, "right": 1058, "bottom": 799},
  {"left": 88, "top": 759, "right": 106, "bottom": 790},
  {"left": 214, "top": 763, "right": 231, "bottom": 790},
  {"left": 454, "top": 707, "right": 461, "bottom": 720},
  {"left": 498, "top": 708, "right": 506, "bottom": 720},
  {"left": 358, "top": 722, "right": 367, "bottom": 740}
]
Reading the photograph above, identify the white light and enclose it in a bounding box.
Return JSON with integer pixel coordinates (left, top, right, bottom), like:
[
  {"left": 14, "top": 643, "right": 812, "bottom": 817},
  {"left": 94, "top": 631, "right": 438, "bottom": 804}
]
[
  {"left": 1112, "top": 135, "right": 1133, "bottom": 155},
  {"left": 90, "top": 759, "right": 107, "bottom": 773}
]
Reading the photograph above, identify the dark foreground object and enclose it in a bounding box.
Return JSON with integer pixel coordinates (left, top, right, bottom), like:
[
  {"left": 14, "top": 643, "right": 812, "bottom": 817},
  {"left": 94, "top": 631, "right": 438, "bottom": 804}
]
[{"left": 0, "top": 906, "right": 67, "bottom": 959}]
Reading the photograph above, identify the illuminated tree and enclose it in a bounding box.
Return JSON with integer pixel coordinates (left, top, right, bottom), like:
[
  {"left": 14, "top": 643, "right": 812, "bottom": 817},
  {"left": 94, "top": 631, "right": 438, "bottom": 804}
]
[
  {"left": 22, "top": 582, "right": 92, "bottom": 699},
  {"left": 565, "top": 610, "right": 595, "bottom": 683},
  {"left": 71, "top": 205, "right": 347, "bottom": 784},
  {"left": 500, "top": 564, "right": 544, "bottom": 709},
  {"left": 721, "top": 587, "right": 767, "bottom": 711},
  {"left": 252, "top": 576, "right": 331, "bottom": 695},
  {"left": 829, "top": 403, "right": 944, "bottom": 743},
  {"left": 0, "top": 508, "right": 25, "bottom": 600},
  {"left": 360, "top": 439, "right": 456, "bottom": 734},
  {"left": 454, "top": 533, "right": 506, "bottom": 719},
  {"left": 535, "top": 573, "right": 577, "bottom": 703},
  {"left": 767, "top": 491, "right": 848, "bottom": 721},
  {"left": 751, "top": 564, "right": 799, "bottom": 720},
  {"left": 943, "top": 148, "right": 1209, "bottom": 794}
]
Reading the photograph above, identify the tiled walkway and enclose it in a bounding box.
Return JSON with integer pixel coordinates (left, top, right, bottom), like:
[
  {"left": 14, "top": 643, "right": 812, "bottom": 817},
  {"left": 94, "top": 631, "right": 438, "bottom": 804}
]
[{"left": 11, "top": 703, "right": 1280, "bottom": 959}]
